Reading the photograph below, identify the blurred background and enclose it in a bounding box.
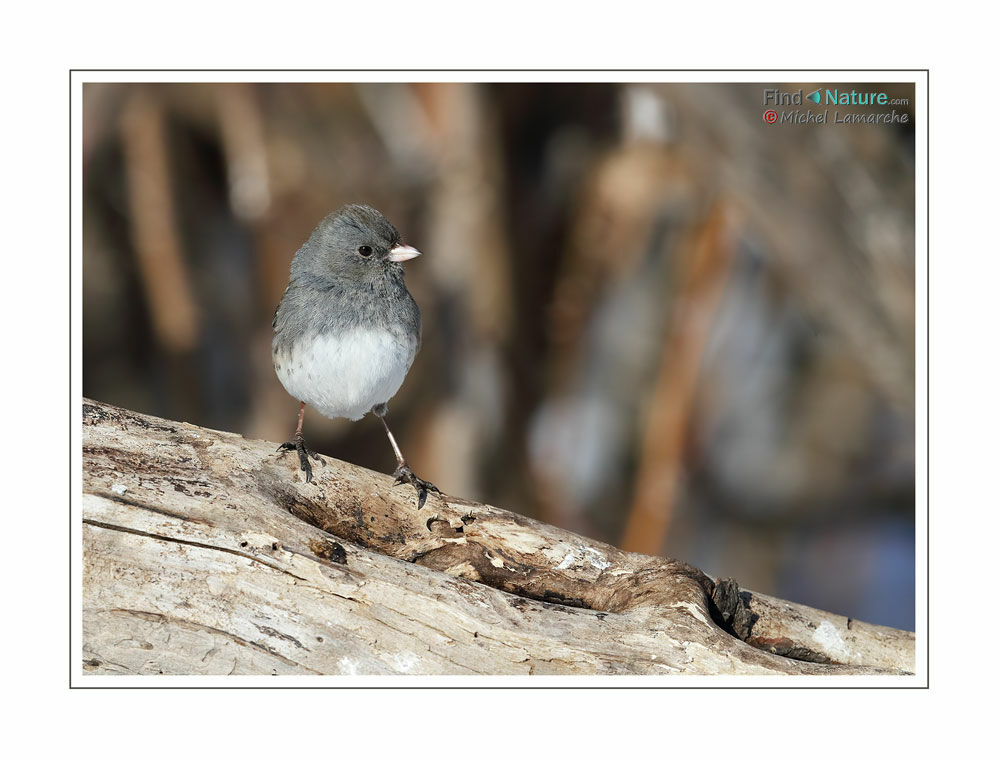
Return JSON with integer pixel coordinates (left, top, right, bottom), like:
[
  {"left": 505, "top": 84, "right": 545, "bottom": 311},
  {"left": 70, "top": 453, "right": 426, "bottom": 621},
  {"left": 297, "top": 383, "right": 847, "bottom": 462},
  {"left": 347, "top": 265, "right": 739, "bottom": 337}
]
[{"left": 82, "top": 81, "right": 915, "bottom": 629}]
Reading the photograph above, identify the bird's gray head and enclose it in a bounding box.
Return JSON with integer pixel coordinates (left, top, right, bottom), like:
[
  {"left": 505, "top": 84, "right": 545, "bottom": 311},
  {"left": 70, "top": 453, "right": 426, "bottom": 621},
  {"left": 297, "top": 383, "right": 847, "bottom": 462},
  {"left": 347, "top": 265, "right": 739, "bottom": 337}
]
[{"left": 290, "top": 204, "right": 421, "bottom": 286}]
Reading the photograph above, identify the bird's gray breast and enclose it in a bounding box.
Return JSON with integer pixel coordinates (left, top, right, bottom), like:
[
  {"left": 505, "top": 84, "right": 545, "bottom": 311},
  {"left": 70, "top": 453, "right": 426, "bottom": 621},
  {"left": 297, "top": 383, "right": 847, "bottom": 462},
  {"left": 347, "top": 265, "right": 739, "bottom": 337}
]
[{"left": 272, "top": 273, "right": 421, "bottom": 420}]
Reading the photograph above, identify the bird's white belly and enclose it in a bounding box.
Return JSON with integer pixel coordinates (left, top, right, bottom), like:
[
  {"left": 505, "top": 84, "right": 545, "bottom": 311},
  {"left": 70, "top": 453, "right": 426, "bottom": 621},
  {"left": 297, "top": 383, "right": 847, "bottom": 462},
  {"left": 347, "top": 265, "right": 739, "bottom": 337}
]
[{"left": 275, "top": 329, "right": 416, "bottom": 421}]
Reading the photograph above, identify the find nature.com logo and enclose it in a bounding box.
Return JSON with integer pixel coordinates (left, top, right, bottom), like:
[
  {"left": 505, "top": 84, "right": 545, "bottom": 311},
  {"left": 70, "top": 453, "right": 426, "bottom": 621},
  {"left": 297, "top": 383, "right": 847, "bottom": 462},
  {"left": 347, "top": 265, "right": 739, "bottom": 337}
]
[{"left": 762, "top": 87, "right": 910, "bottom": 125}]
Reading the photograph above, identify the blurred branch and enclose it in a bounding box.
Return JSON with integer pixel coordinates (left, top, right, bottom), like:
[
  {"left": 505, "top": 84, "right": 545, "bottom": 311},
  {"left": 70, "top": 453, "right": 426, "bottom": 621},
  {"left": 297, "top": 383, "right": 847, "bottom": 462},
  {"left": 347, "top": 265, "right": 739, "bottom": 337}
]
[
  {"left": 217, "top": 84, "right": 271, "bottom": 222},
  {"left": 409, "top": 84, "right": 514, "bottom": 499},
  {"left": 120, "top": 91, "right": 199, "bottom": 353},
  {"left": 621, "top": 200, "right": 734, "bottom": 555}
]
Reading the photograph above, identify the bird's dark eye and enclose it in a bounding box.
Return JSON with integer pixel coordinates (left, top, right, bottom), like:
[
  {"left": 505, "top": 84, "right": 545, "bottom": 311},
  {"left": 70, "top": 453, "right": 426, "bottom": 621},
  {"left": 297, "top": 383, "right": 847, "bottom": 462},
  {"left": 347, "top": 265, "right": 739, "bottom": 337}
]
[{"left": 358, "top": 245, "right": 373, "bottom": 257}]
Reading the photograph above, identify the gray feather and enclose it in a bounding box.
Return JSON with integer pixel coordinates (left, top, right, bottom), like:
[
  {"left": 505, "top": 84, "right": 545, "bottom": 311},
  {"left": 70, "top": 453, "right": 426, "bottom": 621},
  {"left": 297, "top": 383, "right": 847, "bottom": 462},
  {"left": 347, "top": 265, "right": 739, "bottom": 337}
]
[{"left": 273, "top": 204, "right": 422, "bottom": 352}]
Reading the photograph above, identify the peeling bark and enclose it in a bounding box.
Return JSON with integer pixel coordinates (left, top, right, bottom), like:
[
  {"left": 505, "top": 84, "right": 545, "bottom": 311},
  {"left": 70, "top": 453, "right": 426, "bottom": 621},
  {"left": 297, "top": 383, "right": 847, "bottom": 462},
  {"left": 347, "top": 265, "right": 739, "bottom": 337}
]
[{"left": 81, "top": 399, "right": 915, "bottom": 676}]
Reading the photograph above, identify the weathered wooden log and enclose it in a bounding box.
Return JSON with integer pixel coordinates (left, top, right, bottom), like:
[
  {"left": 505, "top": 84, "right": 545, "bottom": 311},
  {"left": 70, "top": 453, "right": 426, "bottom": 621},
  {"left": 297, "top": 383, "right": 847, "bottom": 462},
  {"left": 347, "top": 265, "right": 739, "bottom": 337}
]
[{"left": 81, "top": 399, "right": 915, "bottom": 675}]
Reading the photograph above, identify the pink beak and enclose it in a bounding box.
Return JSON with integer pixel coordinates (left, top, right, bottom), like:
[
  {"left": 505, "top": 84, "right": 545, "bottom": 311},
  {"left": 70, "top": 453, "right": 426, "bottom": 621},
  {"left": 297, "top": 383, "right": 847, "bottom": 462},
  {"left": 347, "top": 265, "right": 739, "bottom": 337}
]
[{"left": 388, "top": 243, "right": 421, "bottom": 263}]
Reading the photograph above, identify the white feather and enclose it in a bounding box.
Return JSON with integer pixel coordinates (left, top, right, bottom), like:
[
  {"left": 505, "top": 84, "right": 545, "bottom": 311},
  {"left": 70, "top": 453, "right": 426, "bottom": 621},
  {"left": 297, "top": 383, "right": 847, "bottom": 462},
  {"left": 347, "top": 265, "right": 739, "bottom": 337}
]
[{"left": 274, "top": 329, "right": 417, "bottom": 421}]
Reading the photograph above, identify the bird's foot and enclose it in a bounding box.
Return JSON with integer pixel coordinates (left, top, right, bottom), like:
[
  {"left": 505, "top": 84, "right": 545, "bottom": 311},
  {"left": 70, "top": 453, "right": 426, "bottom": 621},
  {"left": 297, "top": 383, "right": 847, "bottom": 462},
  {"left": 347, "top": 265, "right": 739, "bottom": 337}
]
[
  {"left": 277, "top": 434, "right": 325, "bottom": 484},
  {"left": 392, "top": 464, "right": 439, "bottom": 509}
]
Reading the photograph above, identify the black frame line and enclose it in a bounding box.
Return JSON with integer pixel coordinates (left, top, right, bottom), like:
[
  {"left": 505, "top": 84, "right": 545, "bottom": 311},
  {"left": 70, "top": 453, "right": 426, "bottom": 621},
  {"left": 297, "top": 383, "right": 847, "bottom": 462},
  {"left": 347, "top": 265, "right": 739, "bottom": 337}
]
[{"left": 70, "top": 68, "right": 929, "bottom": 690}]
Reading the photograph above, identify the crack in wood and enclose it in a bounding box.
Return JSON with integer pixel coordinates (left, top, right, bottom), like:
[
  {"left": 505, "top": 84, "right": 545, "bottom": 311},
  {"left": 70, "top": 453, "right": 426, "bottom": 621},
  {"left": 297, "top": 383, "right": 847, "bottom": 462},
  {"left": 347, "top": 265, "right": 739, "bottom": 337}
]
[
  {"left": 101, "top": 608, "right": 322, "bottom": 673},
  {"left": 83, "top": 518, "right": 313, "bottom": 583}
]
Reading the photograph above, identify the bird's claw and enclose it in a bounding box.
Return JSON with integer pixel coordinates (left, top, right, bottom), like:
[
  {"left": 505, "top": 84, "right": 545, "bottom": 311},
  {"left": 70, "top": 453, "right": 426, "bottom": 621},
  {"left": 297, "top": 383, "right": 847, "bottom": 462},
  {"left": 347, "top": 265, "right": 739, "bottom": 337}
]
[
  {"left": 277, "top": 434, "right": 324, "bottom": 484},
  {"left": 392, "top": 464, "right": 439, "bottom": 510}
]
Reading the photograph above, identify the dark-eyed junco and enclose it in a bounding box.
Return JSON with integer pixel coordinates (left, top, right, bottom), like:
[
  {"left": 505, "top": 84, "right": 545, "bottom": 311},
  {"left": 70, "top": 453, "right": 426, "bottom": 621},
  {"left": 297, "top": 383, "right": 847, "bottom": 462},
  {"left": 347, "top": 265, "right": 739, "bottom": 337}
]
[{"left": 272, "top": 204, "right": 439, "bottom": 507}]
